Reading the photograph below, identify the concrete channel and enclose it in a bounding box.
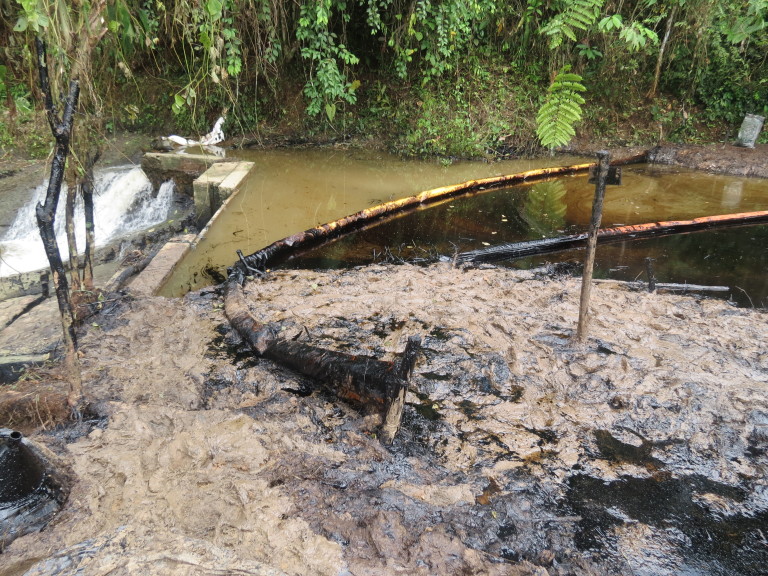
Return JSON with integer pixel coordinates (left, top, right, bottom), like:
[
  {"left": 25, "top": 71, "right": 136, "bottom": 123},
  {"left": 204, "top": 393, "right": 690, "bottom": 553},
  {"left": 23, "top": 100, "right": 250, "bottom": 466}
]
[
  {"left": 0, "top": 152, "right": 254, "bottom": 380},
  {"left": 129, "top": 153, "right": 254, "bottom": 296}
]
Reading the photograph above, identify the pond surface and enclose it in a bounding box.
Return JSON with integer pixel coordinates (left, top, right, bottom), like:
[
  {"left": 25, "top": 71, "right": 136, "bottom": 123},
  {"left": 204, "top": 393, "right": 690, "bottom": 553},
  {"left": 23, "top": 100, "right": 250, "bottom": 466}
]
[
  {"left": 160, "top": 150, "right": 768, "bottom": 307},
  {"left": 158, "top": 148, "right": 589, "bottom": 296}
]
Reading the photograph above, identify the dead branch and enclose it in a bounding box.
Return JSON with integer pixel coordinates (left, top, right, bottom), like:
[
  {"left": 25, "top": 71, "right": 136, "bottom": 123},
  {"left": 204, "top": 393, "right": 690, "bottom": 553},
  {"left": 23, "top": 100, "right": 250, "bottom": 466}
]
[
  {"left": 457, "top": 210, "right": 768, "bottom": 265},
  {"left": 224, "top": 269, "right": 417, "bottom": 443},
  {"left": 34, "top": 38, "right": 82, "bottom": 410}
]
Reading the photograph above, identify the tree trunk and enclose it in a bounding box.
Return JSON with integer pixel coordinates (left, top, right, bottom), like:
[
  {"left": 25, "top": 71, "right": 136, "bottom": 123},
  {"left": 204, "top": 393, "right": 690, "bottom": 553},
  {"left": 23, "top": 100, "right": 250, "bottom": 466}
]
[
  {"left": 648, "top": 5, "right": 678, "bottom": 99},
  {"left": 35, "top": 38, "right": 83, "bottom": 411}
]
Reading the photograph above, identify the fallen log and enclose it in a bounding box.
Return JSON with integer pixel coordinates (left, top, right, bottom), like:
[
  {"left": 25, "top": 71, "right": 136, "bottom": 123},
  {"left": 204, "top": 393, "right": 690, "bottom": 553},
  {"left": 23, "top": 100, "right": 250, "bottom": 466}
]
[
  {"left": 224, "top": 269, "right": 417, "bottom": 443},
  {"left": 233, "top": 154, "right": 647, "bottom": 273},
  {"left": 456, "top": 210, "right": 768, "bottom": 264},
  {"left": 593, "top": 279, "right": 730, "bottom": 292}
]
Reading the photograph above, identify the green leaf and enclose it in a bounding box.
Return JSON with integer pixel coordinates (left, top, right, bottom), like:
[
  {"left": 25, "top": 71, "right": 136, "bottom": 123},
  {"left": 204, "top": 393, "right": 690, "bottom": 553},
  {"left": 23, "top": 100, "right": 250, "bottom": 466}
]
[
  {"left": 206, "top": 0, "right": 223, "bottom": 19},
  {"left": 536, "top": 67, "right": 587, "bottom": 149},
  {"left": 172, "top": 94, "right": 185, "bottom": 114},
  {"left": 13, "top": 16, "right": 28, "bottom": 32},
  {"left": 325, "top": 102, "right": 336, "bottom": 121}
]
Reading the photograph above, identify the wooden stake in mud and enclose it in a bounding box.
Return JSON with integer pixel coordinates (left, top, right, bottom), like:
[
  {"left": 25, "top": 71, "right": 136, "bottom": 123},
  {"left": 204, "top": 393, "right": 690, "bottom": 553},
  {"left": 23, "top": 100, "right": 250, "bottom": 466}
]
[
  {"left": 645, "top": 257, "right": 657, "bottom": 292},
  {"left": 576, "top": 151, "right": 611, "bottom": 343}
]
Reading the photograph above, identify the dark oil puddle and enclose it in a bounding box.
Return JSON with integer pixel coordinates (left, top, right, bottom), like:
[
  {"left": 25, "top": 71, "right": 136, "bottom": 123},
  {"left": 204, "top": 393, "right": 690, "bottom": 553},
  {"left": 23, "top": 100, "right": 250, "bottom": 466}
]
[
  {"left": 205, "top": 323, "right": 260, "bottom": 366},
  {"left": 1, "top": 429, "right": 68, "bottom": 551},
  {"left": 419, "top": 371, "right": 453, "bottom": 381},
  {"left": 526, "top": 427, "right": 559, "bottom": 444},
  {"left": 457, "top": 399, "right": 483, "bottom": 419},
  {"left": 408, "top": 391, "right": 442, "bottom": 421},
  {"left": 567, "top": 473, "right": 768, "bottom": 574},
  {"left": 593, "top": 428, "right": 665, "bottom": 469}
]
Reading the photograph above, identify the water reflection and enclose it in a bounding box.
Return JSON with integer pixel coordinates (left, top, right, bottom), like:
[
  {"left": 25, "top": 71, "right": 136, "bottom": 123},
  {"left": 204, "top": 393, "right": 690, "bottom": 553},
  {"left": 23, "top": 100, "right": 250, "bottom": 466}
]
[
  {"left": 522, "top": 181, "right": 567, "bottom": 237},
  {"left": 160, "top": 150, "right": 768, "bottom": 308},
  {"left": 281, "top": 165, "right": 768, "bottom": 308}
]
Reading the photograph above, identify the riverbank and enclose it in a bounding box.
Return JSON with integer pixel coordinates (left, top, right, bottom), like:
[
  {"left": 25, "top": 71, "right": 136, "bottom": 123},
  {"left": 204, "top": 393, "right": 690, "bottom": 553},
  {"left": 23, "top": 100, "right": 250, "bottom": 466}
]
[
  {"left": 2, "top": 264, "right": 766, "bottom": 575},
  {"left": 0, "top": 136, "right": 766, "bottom": 575}
]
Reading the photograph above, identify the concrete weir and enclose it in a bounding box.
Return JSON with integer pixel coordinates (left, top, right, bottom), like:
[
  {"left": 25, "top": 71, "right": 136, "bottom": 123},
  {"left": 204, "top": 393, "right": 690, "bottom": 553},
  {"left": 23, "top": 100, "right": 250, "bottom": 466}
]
[
  {"left": 0, "top": 153, "right": 253, "bottom": 382},
  {"left": 131, "top": 153, "right": 254, "bottom": 296}
]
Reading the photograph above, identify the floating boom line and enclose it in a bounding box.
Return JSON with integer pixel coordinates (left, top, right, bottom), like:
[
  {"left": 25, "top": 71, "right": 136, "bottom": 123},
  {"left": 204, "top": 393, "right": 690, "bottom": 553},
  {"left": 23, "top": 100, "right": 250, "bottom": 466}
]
[
  {"left": 231, "top": 153, "right": 647, "bottom": 274},
  {"left": 456, "top": 210, "right": 768, "bottom": 264}
]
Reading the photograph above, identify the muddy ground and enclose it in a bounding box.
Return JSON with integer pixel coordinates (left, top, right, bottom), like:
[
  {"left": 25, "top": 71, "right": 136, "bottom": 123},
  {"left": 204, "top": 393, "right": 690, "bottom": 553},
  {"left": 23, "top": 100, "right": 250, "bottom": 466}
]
[
  {"left": 2, "top": 263, "right": 767, "bottom": 575},
  {"left": 2, "top": 138, "right": 767, "bottom": 575}
]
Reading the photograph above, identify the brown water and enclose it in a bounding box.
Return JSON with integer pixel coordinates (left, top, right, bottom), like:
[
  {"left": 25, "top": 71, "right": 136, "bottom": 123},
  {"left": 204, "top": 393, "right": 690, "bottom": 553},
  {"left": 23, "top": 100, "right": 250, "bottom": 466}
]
[
  {"left": 160, "top": 150, "right": 768, "bottom": 307},
  {"left": 282, "top": 164, "right": 768, "bottom": 307},
  {"left": 158, "top": 148, "right": 589, "bottom": 296}
]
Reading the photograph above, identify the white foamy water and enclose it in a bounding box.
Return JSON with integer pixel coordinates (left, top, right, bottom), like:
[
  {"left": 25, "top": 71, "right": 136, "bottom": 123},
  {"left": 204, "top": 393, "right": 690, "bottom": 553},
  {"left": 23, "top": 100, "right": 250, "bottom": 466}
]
[{"left": 0, "top": 166, "right": 174, "bottom": 277}]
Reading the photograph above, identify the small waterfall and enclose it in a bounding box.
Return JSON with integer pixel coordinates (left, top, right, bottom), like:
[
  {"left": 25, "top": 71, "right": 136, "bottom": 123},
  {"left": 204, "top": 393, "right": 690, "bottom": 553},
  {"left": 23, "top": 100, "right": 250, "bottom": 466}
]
[{"left": 0, "top": 166, "right": 175, "bottom": 277}]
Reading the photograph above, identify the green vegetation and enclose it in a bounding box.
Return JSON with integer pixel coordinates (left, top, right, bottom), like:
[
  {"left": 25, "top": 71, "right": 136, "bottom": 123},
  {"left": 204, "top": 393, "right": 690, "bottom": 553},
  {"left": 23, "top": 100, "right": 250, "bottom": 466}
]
[{"left": 0, "top": 0, "right": 766, "bottom": 158}]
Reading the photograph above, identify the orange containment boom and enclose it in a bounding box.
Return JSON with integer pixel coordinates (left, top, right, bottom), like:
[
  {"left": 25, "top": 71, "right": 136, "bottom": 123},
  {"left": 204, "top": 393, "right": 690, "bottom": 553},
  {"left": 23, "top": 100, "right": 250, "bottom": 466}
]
[
  {"left": 457, "top": 210, "right": 768, "bottom": 264},
  {"left": 231, "top": 154, "right": 648, "bottom": 274}
]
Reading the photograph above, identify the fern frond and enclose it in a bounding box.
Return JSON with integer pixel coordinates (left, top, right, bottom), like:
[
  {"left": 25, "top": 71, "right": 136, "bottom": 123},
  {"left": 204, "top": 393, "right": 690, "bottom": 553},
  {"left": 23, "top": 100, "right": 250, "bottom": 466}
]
[
  {"left": 536, "top": 66, "right": 587, "bottom": 149},
  {"left": 540, "top": 0, "right": 606, "bottom": 50}
]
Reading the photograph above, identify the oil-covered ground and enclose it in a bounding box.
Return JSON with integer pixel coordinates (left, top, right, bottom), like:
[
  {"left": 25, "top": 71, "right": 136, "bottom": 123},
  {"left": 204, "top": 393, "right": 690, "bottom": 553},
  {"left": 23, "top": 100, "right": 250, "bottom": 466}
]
[{"left": 2, "top": 263, "right": 766, "bottom": 575}]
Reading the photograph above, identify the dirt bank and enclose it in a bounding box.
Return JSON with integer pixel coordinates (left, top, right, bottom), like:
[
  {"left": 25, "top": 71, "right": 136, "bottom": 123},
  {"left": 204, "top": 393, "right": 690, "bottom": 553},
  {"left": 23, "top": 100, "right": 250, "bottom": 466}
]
[{"left": 2, "top": 263, "right": 766, "bottom": 575}]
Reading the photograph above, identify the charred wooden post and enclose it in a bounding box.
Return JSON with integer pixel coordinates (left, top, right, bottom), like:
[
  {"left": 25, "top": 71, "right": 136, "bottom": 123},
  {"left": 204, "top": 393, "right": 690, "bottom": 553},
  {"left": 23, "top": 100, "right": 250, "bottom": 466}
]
[
  {"left": 34, "top": 38, "right": 82, "bottom": 409},
  {"left": 224, "top": 269, "right": 415, "bottom": 442},
  {"left": 645, "top": 257, "right": 657, "bottom": 292},
  {"left": 576, "top": 151, "right": 610, "bottom": 343},
  {"left": 381, "top": 335, "right": 421, "bottom": 444}
]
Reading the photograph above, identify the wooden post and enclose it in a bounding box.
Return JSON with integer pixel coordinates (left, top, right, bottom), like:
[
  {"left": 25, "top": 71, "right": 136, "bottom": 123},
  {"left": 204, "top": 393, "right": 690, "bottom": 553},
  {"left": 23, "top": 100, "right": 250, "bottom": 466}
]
[
  {"left": 645, "top": 257, "right": 657, "bottom": 292},
  {"left": 576, "top": 151, "right": 610, "bottom": 343}
]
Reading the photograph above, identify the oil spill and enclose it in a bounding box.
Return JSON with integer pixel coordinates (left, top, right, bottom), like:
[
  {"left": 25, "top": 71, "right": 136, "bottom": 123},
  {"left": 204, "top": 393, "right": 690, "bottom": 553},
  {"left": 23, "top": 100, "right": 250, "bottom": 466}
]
[
  {"left": 567, "top": 473, "right": 768, "bottom": 575},
  {"left": 418, "top": 370, "right": 453, "bottom": 381},
  {"left": 408, "top": 390, "right": 443, "bottom": 421},
  {"left": 506, "top": 384, "right": 525, "bottom": 402},
  {"left": 371, "top": 316, "right": 407, "bottom": 339},
  {"left": 427, "top": 326, "right": 451, "bottom": 341},
  {"left": 205, "top": 324, "right": 260, "bottom": 367},
  {"left": 457, "top": 399, "right": 483, "bottom": 419},
  {"left": 593, "top": 428, "right": 664, "bottom": 468},
  {"left": 525, "top": 427, "right": 559, "bottom": 445},
  {"left": 0, "top": 429, "right": 68, "bottom": 551}
]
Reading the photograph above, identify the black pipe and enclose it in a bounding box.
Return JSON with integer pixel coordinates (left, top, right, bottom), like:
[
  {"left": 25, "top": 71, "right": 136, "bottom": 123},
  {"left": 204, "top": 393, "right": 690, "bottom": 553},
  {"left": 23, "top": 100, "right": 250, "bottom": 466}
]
[{"left": 0, "top": 429, "right": 45, "bottom": 503}]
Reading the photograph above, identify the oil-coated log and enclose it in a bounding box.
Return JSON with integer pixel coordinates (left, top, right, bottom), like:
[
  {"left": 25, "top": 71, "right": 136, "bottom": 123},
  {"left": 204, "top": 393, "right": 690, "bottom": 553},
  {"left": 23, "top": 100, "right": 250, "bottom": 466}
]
[
  {"left": 224, "top": 271, "right": 415, "bottom": 441},
  {"left": 457, "top": 210, "right": 768, "bottom": 265}
]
